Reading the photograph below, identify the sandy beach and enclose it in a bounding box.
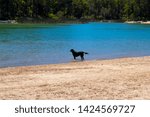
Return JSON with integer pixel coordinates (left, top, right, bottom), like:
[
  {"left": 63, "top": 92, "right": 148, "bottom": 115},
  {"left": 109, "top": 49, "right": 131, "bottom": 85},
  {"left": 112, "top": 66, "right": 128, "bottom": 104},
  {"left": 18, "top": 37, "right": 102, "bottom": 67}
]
[{"left": 0, "top": 56, "right": 150, "bottom": 100}]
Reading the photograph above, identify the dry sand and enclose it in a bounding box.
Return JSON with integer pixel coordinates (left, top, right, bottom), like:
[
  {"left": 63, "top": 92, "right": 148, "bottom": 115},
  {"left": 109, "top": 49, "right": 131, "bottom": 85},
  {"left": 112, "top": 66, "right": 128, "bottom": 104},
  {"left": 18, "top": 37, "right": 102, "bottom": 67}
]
[{"left": 0, "top": 56, "right": 150, "bottom": 100}]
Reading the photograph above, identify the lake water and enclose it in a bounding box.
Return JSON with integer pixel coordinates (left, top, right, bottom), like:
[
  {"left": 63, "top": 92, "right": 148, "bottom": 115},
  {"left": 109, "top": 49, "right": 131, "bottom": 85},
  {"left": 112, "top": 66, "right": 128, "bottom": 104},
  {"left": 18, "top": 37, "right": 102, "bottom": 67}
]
[{"left": 0, "top": 22, "right": 150, "bottom": 67}]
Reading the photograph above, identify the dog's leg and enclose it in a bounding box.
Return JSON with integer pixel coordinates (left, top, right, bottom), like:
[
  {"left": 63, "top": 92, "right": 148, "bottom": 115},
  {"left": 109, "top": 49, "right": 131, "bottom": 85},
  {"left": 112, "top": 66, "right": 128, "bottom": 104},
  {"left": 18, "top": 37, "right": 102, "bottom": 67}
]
[{"left": 81, "top": 55, "right": 84, "bottom": 61}]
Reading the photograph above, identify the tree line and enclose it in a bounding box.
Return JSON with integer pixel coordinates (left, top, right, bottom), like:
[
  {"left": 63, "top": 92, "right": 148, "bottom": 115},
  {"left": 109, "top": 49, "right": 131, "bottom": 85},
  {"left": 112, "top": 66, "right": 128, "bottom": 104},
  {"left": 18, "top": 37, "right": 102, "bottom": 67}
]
[{"left": 0, "top": 0, "right": 150, "bottom": 21}]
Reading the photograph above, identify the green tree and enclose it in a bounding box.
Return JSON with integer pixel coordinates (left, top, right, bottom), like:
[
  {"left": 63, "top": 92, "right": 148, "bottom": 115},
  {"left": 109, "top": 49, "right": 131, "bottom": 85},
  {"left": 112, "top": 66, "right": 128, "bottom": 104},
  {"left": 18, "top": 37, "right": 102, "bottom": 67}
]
[
  {"left": 72, "top": 0, "right": 89, "bottom": 19},
  {"left": 0, "top": 0, "right": 150, "bottom": 21}
]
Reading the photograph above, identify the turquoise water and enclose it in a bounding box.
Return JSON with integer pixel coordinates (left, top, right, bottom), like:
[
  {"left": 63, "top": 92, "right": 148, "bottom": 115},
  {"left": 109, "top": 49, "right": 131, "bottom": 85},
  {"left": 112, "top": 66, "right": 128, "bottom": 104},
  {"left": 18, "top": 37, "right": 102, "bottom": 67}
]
[{"left": 0, "top": 22, "right": 150, "bottom": 67}]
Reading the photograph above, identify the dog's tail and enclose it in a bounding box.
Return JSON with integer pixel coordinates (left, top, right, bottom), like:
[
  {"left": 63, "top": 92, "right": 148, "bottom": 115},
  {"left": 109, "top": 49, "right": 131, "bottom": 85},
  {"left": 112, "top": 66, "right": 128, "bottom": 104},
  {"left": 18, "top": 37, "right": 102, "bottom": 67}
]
[{"left": 84, "top": 52, "right": 88, "bottom": 54}]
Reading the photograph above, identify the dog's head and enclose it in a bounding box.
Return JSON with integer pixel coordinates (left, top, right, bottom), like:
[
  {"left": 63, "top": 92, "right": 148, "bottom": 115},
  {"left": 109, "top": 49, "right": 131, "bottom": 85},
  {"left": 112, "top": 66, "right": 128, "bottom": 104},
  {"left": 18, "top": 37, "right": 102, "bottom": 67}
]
[{"left": 70, "top": 49, "right": 74, "bottom": 52}]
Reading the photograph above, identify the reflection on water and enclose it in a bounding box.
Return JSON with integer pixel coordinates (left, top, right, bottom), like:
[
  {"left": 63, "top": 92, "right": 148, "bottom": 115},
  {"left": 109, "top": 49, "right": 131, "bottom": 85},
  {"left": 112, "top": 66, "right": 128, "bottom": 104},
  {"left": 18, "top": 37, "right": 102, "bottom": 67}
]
[{"left": 0, "top": 23, "right": 150, "bottom": 67}]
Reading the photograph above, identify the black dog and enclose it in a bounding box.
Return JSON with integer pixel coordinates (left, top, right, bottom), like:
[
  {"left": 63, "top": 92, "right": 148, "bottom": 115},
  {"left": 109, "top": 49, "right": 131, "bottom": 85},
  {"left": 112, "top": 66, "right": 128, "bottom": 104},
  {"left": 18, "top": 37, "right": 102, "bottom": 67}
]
[{"left": 70, "top": 49, "right": 88, "bottom": 60}]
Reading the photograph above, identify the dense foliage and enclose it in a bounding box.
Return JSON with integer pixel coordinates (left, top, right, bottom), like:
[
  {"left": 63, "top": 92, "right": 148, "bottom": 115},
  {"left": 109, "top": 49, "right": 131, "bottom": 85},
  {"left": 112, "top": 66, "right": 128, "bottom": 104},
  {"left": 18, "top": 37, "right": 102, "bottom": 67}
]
[{"left": 0, "top": 0, "right": 150, "bottom": 21}]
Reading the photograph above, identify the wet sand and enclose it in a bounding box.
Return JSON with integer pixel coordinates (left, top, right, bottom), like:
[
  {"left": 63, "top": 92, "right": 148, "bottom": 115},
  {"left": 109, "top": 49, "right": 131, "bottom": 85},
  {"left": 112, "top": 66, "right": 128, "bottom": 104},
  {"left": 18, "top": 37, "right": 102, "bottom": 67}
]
[{"left": 0, "top": 56, "right": 150, "bottom": 100}]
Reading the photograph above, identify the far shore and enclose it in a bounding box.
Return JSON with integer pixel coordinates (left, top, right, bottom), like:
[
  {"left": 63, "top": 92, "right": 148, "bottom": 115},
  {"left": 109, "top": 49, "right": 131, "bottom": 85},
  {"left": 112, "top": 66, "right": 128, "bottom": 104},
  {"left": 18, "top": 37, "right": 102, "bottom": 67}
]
[
  {"left": 0, "top": 19, "right": 122, "bottom": 24},
  {"left": 1, "top": 19, "right": 150, "bottom": 25},
  {"left": 0, "top": 56, "right": 150, "bottom": 100},
  {"left": 0, "top": 20, "right": 17, "bottom": 24},
  {"left": 125, "top": 21, "right": 150, "bottom": 24}
]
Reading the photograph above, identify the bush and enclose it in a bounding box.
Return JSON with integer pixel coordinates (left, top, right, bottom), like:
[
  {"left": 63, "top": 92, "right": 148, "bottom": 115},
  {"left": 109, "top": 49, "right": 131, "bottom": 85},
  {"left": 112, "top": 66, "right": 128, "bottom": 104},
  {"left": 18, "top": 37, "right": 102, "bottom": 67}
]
[{"left": 48, "top": 13, "right": 59, "bottom": 20}]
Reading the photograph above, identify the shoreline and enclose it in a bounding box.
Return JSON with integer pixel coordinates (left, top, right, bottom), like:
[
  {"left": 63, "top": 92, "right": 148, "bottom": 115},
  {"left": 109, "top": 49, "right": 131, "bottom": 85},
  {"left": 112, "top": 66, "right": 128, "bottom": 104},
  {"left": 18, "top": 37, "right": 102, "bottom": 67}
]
[
  {"left": 0, "top": 56, "right": 150, "bottom": 99},
  {"left": 0, "top": 55, "right": 149, "bottom": 69},
  {"left": 0, "top": 19, "right": 124, "bottom": 24},
  {"left": 125, "top": 21, "right": 150, "bottom": 24},
  {"left": 1, "top": 19, "right": 150, "bottom": 25},
  {"left": 1, "top": 20, "right": 150, "bottom": 25}
]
